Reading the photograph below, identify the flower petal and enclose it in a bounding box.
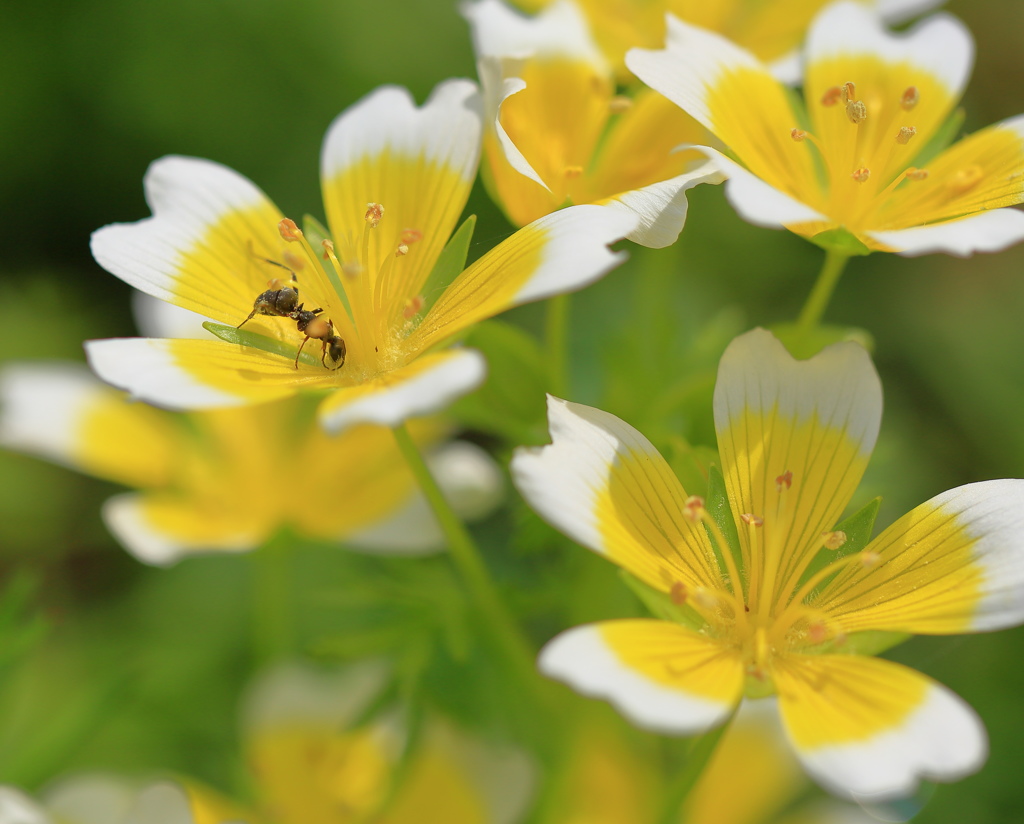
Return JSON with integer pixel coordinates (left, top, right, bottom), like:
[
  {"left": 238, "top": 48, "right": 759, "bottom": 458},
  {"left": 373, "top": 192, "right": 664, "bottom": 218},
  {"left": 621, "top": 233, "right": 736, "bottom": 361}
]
[
  {"left": 713, "top": 330, "right": 882, "bottom": 605},
  {"left": 0, "top": 363, "right": 180, "bottom": 488},
  {"left": 866, "top": 209, "right": 1024, "bottom": 257},
  {"left": 601, "top": 161, "right": 726, "bottom": 249},
  {"left": 317, "top": 348, "right": 487, "bottom": 433},
  {"left": 131, "top": 291, "right": 215, "bottom": 340},
  {"left": 90, "top": 156, "right": 301, "bottom": 334},
  {"left": 698, "top": 148, "right": 830, "bottom": 230},
  {"left": 0, "top": 787, "right": 49, "bottom": 824},
  {"left": 320, "top": 79, "right": 482, "bottom": 310},
  {"left": 408, "top": 205, "right": 636, "bottom": 354},
  {"left": 511, "top": 396, "right": 724, "bottom": 594},
  {"left": 816, "top": 479, "right": 1024, "bottom": 634},
  {"left": 102, "top": 492, "right": 266, "bottom": 565},
  {"left": 85, "top": 337, "right": 322, "bottom": 410},
  {"left": 539, "top": 620, "right": 743, "bottom": 734},
  {"left": 774, "top": 654, "right": 986, "bottom": 799},
  {"left": 464, "top": 0, "right": 606, "bottom": 68},
  {"left": 479, "top": 61, "right": 550, "bottom": 192}
]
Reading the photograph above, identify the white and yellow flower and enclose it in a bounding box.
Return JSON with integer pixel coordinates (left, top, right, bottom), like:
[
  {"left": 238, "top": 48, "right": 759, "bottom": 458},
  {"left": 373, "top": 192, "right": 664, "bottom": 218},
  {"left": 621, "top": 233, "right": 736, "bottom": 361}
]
[
  {"left": 510, "top": 0, "right": 942, "bottom": 81},
  {"left": 464, "top": 0, "right": 722, "bottom": 248},
  {"left": 512, "top": 328, "right": 1024, "bottom": 798},
  {"left": 627, "top": 1, "right": 1024, "bottom": 256},
  {"left": 0, "top": 362, "right": 501, "bottom": 565},
  {"left": 86, "top": 80, "right": 636, "bottom": 432}
]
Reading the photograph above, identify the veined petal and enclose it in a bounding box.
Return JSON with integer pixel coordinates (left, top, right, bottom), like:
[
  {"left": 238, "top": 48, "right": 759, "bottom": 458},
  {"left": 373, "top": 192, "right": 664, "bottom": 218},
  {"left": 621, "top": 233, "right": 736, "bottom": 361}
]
[
  {"left": 479, "top": 62, "right": 550, "bottom": 193},
  {"left": 774, "top": 654, "right": 986, "bottom": 799},
  {"left": 697, "top": 148, "right": 830, "bottom": 230},
  {"left": 85, "top": 338, "right": 322, "bottom": 410},
  {"left": 601, "top": 163, "right": 725, "bottom": 248},
  {"left": 0, "top": 363, "right": 180, "bottom": 489},
  {"left": 713, "top": 330, "right": 882, "bottom": 606},
  {"left": 320, "top": 80, "right": 482, "bottom": 312},
  {"left": 131, "top": 291, "right": 215, "bottom": 340},
  {"left": 0, "top": 787, "right": 49, "bottom": 824},
  {"left": 103, "top": 492, "right": 267, "bottom": 566},
  {"left": 90, "top": 156, "right": 297, "bottom": 334},
  {"left": 511, "top": 396, "right": 724, "bottom": 594},
  {"left": 626, "top": 17, "right": 821, "bottom": 205},
  {"left": 815, "top": 479, "right": 1024, "bottom": 634},
  {"left": 408, "top": 205, "right": 636, "bottom": 353},
  {"left": 317, "top": 348, "right": 486, "bottom": 434},
  {"left": 867, "top": 209, "right": 1024, "bottom": 257},
  {"left": 539, "top": 620, "right": 743, "bottom": 734}
]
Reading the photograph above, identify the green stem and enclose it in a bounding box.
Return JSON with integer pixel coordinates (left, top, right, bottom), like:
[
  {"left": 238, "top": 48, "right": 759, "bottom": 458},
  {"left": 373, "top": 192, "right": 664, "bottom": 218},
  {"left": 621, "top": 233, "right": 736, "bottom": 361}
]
[
  {"left": 657, "top": 717, "right": 734, "bottom": 824},
  {"left": 545, "top": 294, "right": 570, "bottom": 397},
  {"left": 794, "top": 249, "right": 850, "bottom": 340},
  {"left": 251, "top": 532, "right": 293, "bottom": 664},
  {"left": 391, "top": 424, "right": 544, "bottom": 702}
]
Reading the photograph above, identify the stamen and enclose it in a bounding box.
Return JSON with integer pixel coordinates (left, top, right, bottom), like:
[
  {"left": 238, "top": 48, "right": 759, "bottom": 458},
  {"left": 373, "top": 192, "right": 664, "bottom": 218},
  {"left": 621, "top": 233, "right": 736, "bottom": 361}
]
[
  {"left": 901, "top": 86, "right": 919, "bottom": 110},
  {"left": 905, "top": 167, "right": 929, "bottom": 181},
  {"left": 395, "top": 244, "right": 409, "bottom": 257},
  {"left": 846, "top": 100, "right": 867, "bottom": 124},
  {"left": 740, "top": 513, "right": 764, "bottom": 527},
  {"left": 342, "top": 262, "right": 363, "bottom": 279},
  {"left": 322, "top": 238, "right": 336, "bottom": 261},
  {"left": 608, "top": 95, "right": 632, "bottom": 115},
  {"left": 402, "top": 295, "right": 424, "bottom": 319},
  {"left": 282, "top": 250, "right": 305, "bottom": 272},
  {"left": 401, "top": 228, "right": 423, "bottom": 245},
  {"left": 895, "top": 126, "right": 917, "bottom": 145},
  {"left": 841, "top": 82, "right": 856, "bottom": 103},
  {"left": 670, "top": 581, "right": 688, "bottom": 605},
  {"left": 279, "top": 218, "right": 302, "bottom": 242},
  {"left": 364, "top": 202, "right": 384, "bottom": 228},
  {"left": 948, "top": 165, "right": 984, "bottom": 196},
  {"left": 860, "top": 550, "right": 881, "bottom": 568},
  {"left": 851, "top": 167, "right": 871, "bottom": 183},
  {"left": 791, "top": 128, "right": 808, "bottom": 141},
  {"left": 775, "top": 471, "right": 793, "bottom": 492},
  {"left": 821, "top": 86, "right": 842, "bottom": 106},
  {"left": 683, "top": 495, "right": 705, "bottom": 521},
  {"left": 807, "top": 621, "right": 829, "bottom": 644},
  {"left": 563, "top": 165, "right": 584, "bottom": 178},
  {"left": 821, "top": 530, "right": 847, "bottom": 550},
  {"left": 692, "top": 587, "right": 718, "bottom": 611}
]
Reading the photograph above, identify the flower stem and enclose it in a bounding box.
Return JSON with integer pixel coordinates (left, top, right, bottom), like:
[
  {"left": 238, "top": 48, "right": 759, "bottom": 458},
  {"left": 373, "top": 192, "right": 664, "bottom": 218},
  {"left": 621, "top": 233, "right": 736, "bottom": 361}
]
[
  {"left": 251, "top": 531, "right": 293, "bottom": 664},
  {"left": 545, "top": 294, "right": 570, "bottom": 397},
  {"left": 657, "top": 716, "right": 734, "bottom": 824},
  {"left": 795, "top": 249, "right": 850, "bottom": 339},
  {"left": 391, "top": 423, "right": 544, "bottom": 702}
]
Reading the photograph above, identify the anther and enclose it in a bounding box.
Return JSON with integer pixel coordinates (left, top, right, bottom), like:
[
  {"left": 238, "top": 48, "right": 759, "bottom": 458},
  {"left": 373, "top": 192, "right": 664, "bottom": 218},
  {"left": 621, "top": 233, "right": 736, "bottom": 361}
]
[
  {"left": 342, "top": 261, "right": 363, "bottom": 279},
  {"left": 791, "top": 128, "right": 808, "bottom": 141},
  {"left": 859, "top": 550, "right": 882, "bottom": 568},
  {"left": 395, "top": 244, "right": 409, "bottom": 257},
  {"left": 365, "top": 202, "right": 385, "bottom": 228},
  {"left": 282, "top": 250, "right": 305, "bottom": 272},
  {"left": 901, "top": 86, "right": 919, "bottom": 110},
  {"left": 692, "top": 588, "right": 717, "bottom": 610},
  {"left": 670, "top": 581, "right": 688, "bottom": 605},
  {"left": 683, "top": 495, "right": 705, "bottom": 522},
  {"left": 841, "top": 82, "right": 856, "bottom": 103},
  {"left": 403, "top": 295, "right": 424, "bottom": 319},
  {"left": 821, "top": 86, "right": 842, "bottom": 106},
  {"left": 846, "top": 100, "right": 867, "bottom": 124},
  {"left": 563, "top": 165, "right": 584, "bottom": 178},
  {"left": 949, "top": 165, "right": 984, "bottom": 195},
  {"left": 808, "top": 621, "right": 829, "bottom": 644},
  {"left": 608, "top": 95, "right": 632, "bottom": 115},
  {"left": 905, "top": 167, "right": 929, "bottom": 181},
  {"left": 740, "top": 513, "right": 764, "bottom": 527},
  {"left": 822, "top": 530, "right": 847, "bottom": 550},
  {"left": 775, "top": 471, "right": 793, "bottom": 492},
  {"left": 279, "top": 218, "right": 302, "bottom": 242},
  {"left": 400, "top": 228, "right": 423, "bottom": 245},
  {"left": 321, "top": 238, "right": 336, "bottom": 260},
  {"left": 895, "top": 126, "right": 917, "bottom": 145},
  {"left": 851, "top": 167, "right": 871, "bottom": 183}
]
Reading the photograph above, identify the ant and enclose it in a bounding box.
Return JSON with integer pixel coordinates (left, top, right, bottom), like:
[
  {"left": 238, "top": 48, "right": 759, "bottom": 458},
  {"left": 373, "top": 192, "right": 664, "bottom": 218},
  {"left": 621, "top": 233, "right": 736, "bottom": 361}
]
[{"left": 237, "top": 254, "right": 346, "bottom": 371}]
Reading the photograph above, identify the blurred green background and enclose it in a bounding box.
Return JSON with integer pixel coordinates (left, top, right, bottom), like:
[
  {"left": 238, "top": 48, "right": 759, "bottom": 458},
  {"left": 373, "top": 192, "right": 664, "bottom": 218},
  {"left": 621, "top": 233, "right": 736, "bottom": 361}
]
[{"left": 2, "top": 0, "right": 1024, "bottom": 821}]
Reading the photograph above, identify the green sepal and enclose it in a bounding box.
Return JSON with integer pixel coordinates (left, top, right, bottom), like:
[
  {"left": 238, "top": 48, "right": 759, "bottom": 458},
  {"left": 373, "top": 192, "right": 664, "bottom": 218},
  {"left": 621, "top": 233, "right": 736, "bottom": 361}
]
[
  {"left": 808, "top": 227, "right": 872, "bottom": 257},
  {"left": 666, "top": 438, "right": 718, "bottom": 500},
  {"left": 796, "top": 496, "right": 881, "bottom": 588},
  {"left": 770, "top": 322, "right": 874, "bottom": 360},
  {"left": 203, "top": 321, "right": 319, "bottom": 367},
  {"left": 421, "top": 215, "right": 476, "bottom": 314},
  {"left": 828, "top": 629, "right": 911, "bottom": 657},
  {"left": 705, "top": 463, "right": 743, "bottom": 575},
  {"left": 447, "top": 319, "right": 548, "bottom": 444},
  {"left": 619, "top": 571, "right": 705, "bottom": 632}
]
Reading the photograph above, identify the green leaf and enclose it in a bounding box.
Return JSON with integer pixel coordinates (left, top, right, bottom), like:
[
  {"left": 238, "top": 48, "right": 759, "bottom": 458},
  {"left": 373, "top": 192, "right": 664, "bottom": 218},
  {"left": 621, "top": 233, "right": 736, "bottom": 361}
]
[
  {"left": 619, "top": 571, "right": 705, "bottom": 631},
  {"left": 809, "top": 227, "right": 872, "bottom": 257},
  {"left": 770, "top": 322, "right": 874, "bottom": 360},
  {"left": 795, "top": 496, "right": 881, "bottom": 590},
  {"left": 203, "top": 321, "right": 319, "bottom": 367},
  {"left": 447, "top": 319, "right": 548, "bottom": 443},
  {"left": 421, "top": 214, "right": 476, "bottom": 313}
]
